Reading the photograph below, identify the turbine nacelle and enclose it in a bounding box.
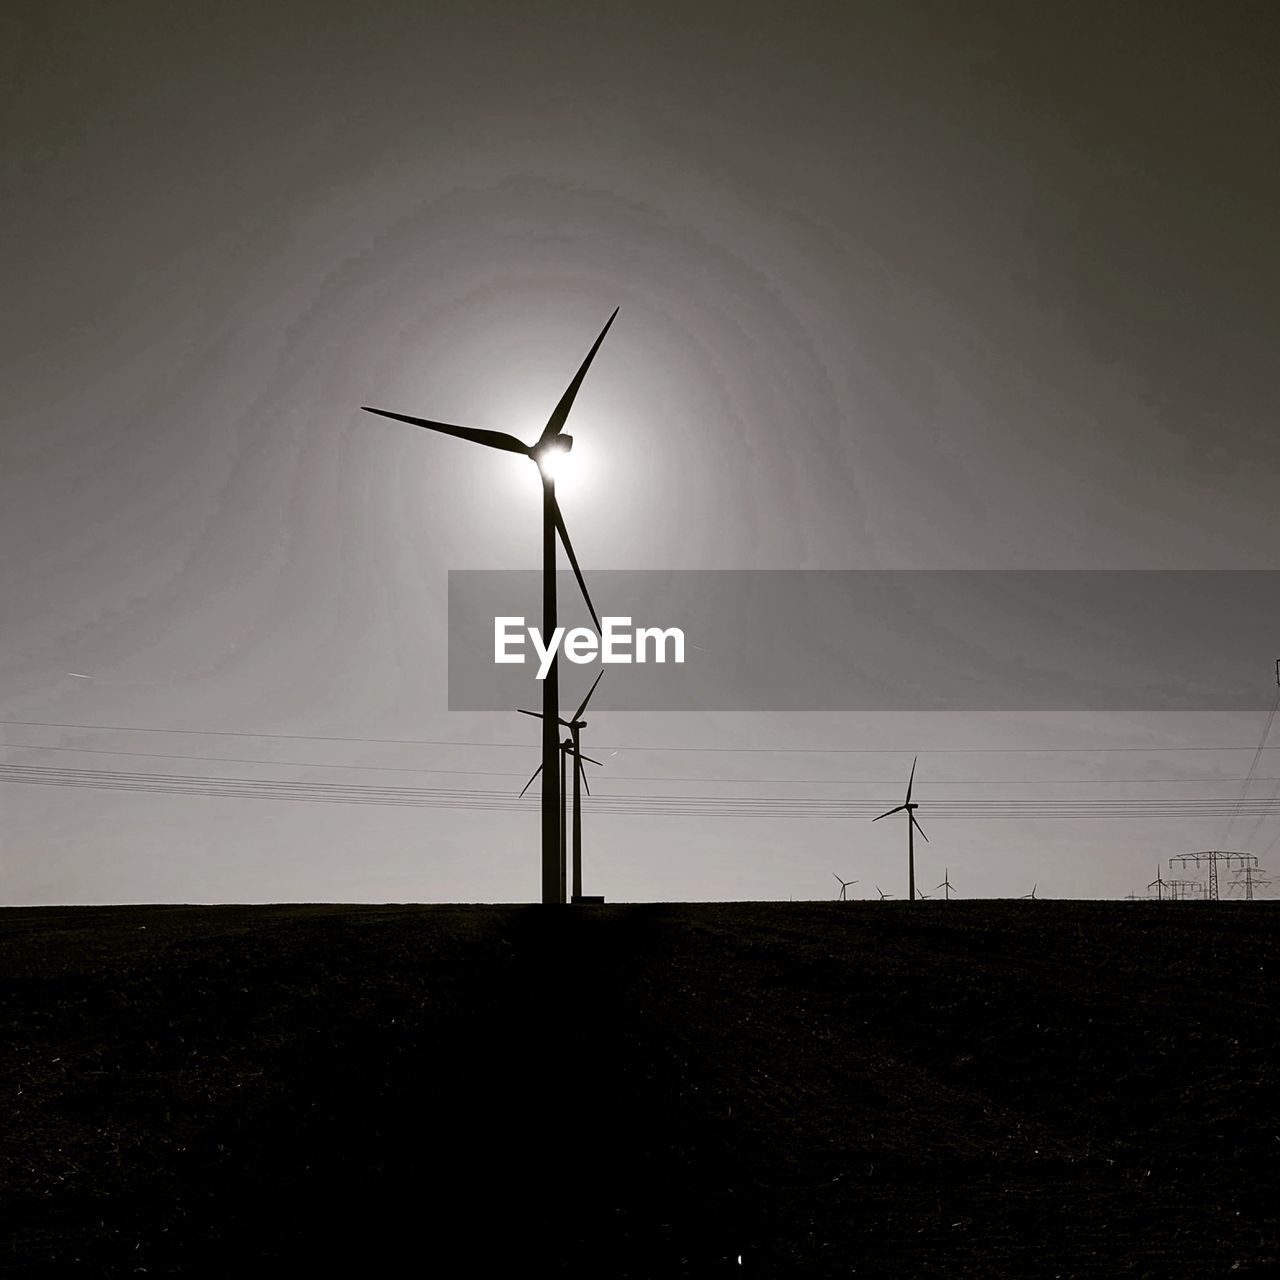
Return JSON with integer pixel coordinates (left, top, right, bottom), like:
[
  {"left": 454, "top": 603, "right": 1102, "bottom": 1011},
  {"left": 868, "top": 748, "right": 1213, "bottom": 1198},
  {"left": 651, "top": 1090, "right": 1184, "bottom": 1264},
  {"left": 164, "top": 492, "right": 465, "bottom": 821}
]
[{"left": 534, "top": 435, "right": 574, "bottom": 480}]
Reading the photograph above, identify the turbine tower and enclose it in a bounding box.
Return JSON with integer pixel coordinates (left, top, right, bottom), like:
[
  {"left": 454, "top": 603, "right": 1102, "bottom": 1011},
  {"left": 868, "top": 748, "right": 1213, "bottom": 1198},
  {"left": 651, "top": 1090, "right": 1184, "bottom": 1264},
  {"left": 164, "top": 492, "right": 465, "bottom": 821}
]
[
  {"left": 872, "top": 755, "right": 928, "bottom": 901},
  {"left": 362, "top": 310, "right": 617, "bottom": 903},
  {"left": 518, "top": 737, "right": 601, "bottom": 901},
  {"left": 520, "top": 670, "right": 604, "bottom": 902}
]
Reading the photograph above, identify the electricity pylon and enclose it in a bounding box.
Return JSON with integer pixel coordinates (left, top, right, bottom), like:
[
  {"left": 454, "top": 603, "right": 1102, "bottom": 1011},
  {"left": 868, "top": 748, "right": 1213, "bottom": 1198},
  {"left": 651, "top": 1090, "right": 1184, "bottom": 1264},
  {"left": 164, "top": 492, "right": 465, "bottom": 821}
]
[
  {"left": 1229, "top": 863, "right": 1271, "bottom": 901},
  {"left": 1170, "top": 850, "right": 1255, "bottom": 901}
]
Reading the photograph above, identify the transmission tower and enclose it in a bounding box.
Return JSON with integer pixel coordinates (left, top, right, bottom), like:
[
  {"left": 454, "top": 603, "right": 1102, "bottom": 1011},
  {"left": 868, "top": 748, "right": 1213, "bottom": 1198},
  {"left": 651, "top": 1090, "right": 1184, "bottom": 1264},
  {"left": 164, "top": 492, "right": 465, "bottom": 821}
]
[
  {"left": 1166, "top": 878, "right": 1203, "bottom": 901},
  {"left": 1169, "top": 850, "right": 1256, "bottom": 901},
  {"left": 1229, "top": 863, "right": 1272, "bottom": 901}
]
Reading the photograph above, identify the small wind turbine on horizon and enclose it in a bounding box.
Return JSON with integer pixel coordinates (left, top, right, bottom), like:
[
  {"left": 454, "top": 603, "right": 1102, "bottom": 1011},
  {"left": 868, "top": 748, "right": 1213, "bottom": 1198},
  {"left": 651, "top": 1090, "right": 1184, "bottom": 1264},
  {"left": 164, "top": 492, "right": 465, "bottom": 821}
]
[
  {"left": 520, "top": 670, "right": 605, "bottom": 902},
  {"left": 937, "top": 869, "right": 957, "bottom": 900},
  {"left": 518, "top": 736, "right": 603, "bottom": 903},
  {"left": 1148, "top": 866, "right": 1169, "bottom": 901},
  {"left": 872, "top": 755, "right": 928, "bottom": 901},
  {"left": 833, "top": 873, "right": 858, "bottom": 901},
  {"left": 1020, "top": 883, "right": 1039, "bottom": 900},
  {"left": 362, "top": 310, "right": 618, "bottom": 904},
  {"left": 875, "top": 885, "right": 894, "bottom": 901}
]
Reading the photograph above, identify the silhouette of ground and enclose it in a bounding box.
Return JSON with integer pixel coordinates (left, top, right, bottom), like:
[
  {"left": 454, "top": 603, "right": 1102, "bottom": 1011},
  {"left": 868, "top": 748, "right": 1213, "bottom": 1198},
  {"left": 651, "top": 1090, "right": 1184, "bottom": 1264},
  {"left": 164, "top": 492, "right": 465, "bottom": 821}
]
[{"left": 1, "top": 901, "right": 1277, "bottom": 1277}]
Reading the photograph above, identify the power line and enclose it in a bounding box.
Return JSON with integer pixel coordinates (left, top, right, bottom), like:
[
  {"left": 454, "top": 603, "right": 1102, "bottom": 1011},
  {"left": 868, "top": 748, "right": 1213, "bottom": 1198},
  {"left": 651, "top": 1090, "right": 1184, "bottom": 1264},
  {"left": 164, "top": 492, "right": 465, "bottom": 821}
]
[
  {"left": 13, "top": 764, "right": 1280, "bottom": 806},
  {"left": 7, "top": 762, "right": 1280, "bottom": 821},
  {"left": 3, "top": 739, "right": 1279, "bottom": 787},
  {"left": 0, "top": 741, "right": 539, "bottom": 778},
  {"left": 1260, "top": 824, "right": 1280, "bottom": 861},
  {"left": 1222, "top": 684, "right": 1280, "bottom": 848},
  {"left": 2, "top": 718, "right": 1277, "bottom": 755}
]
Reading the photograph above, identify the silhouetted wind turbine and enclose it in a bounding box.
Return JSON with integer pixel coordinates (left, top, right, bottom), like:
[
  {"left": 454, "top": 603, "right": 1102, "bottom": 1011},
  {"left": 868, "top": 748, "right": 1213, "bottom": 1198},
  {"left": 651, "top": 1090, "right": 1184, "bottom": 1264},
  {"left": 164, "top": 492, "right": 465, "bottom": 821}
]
[
  {"left": 1148, "top": 866, "right": 1169, "bottom": 901},
  {"left": 872, "top": 756, "right": 928, "bottom": 901},
  {"left": 519, "top": 670, "right": 604, "bottom": 902},
  {"left": 833, "top": 873, "right": 858, "bottom": 902},
  {"left": 363, "top": 310, "right": 617, "bottom": 904},
  {"left": 557, "top": 737, "right": 603, "bottom": 902},
  {"left": 937, "top": 869, "right": 957, "bottom": 900},
  {"left": 1020, "top": 883, "right": 1038, "bottom": 900},
  {"left": 875, "top": 885, "right": 894, "bottom": 901},
  {"left": 518, "top": 737, "right": 602, "bottom": 900}
]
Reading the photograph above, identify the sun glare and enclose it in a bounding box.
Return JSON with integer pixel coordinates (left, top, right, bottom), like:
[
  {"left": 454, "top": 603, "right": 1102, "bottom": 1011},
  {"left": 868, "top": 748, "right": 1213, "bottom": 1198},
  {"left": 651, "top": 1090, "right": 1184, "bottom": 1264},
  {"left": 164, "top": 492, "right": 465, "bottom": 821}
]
[{"left": 536, "top": 439, "right": 573, "bottom": 485}]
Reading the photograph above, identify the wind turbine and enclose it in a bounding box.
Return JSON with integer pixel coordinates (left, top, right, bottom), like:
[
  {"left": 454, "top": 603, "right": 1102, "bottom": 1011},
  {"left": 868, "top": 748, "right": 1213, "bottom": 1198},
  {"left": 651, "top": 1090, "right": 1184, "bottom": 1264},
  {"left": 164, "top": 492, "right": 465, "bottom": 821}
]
[
  {"left": 519, "top": 670, "right": 604, "bottom": 902},
  {"left": 875, "top": 885, "right": 894, "bottom": 901},
  {"left": 937, "top": 869, "right": 957, "bottom": 900},
  {"left": 871, "top": 756, "right": 928, "bottom": 901},
  {"left": 518, "top": 737, "right": 602, "bottom": 902},
  {"left": 362, "top": 310, "right": 617, "bottom": 904},
  {"left": 1020, "top": 883, "right": 1039, "bottom": 900},
  {"left": 833, "top": 873, "right": 858, "bottom": 901},
  {"left": 1148, "top": 866, "right": 1169, "bottom": 901}
]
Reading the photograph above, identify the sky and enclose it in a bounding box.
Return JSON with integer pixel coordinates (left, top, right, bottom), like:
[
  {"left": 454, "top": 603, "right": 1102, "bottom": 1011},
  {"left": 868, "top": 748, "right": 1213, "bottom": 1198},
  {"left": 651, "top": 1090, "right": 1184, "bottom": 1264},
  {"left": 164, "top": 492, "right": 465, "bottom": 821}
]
[{"left": 2, "top": 0, "right": 1279, "bottom": 904}]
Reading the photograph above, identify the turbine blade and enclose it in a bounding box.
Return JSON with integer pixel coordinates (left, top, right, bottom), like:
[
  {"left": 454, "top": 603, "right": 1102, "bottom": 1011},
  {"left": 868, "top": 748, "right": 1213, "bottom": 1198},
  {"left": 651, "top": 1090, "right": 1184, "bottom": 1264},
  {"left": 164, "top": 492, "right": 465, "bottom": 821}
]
[
  {"left": 553, "top": 497, "right": 600, "bottom": 631},
  {"left": 571, "top": 669, "right": 605, "bottom": 724},
  {"left": 575, "top": 752, "right": 604, "bottom": 768},
  {"left": 577, "top": 758, "right": 591, "bottom": 796},
  {"left": 362, "top": 408, "right": 530, "bottom": 455},
  {"left": 910, "top": 812, "right": 929, "bottom": 843},
  {"left": 519, "top": 708, "right": 572, "bottom": 727},
  {"left": 518, "top": 764, "right": 543, "bottom": 798},
  {"left": 872, "top": 805, "right": 906, "bottom": 822},
  {"left": 537, "top": 308, "right": 619, "bottom": 445},
  {"left": 906, "top": 754, "right": 918, "bottom": 803}
]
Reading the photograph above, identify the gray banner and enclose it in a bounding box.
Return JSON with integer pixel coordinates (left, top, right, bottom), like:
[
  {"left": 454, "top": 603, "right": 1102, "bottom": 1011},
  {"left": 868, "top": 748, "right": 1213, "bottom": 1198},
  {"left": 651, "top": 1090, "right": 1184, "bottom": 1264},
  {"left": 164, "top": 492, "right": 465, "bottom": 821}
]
[{"left": 447, "top": 570, "right": 1280, "bottom": 711}]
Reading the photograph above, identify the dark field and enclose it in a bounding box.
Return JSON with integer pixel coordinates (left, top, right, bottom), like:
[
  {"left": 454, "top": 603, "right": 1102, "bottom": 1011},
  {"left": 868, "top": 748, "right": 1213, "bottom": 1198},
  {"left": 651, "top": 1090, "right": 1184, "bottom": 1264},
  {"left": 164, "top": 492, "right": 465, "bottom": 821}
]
[{"left": 2, "top": 901, "right": 1277, "bottom": 1277}]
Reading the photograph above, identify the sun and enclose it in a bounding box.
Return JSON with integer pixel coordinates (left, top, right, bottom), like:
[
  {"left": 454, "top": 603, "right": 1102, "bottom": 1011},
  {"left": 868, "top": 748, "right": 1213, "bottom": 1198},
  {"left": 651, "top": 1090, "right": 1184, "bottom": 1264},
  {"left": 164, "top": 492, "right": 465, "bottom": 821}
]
[{"left": 536, "top": 437, "right": 572, "bottom": 482}]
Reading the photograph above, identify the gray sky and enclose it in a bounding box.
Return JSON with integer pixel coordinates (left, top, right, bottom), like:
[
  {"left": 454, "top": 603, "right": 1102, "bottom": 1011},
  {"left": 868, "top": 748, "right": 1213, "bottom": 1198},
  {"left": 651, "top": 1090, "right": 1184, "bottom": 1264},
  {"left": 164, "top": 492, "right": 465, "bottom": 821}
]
[{"left": 3, "top": 1, "right": 1278, "bottom": 904}]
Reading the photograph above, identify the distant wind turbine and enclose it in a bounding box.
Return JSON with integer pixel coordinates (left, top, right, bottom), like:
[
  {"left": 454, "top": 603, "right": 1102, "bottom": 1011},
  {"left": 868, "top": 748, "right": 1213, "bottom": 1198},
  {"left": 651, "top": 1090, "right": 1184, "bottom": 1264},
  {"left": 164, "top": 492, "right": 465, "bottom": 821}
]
[
  {"left": 872, "top": 756, "right": 928, "bottom": 901},
  {"left": 518, "top": 737, "right": 602, "bottom": 902},
  {"left": 833, "top": 873, "right": 858, "bottom": 902},
  {"left": 1147, "top": 866, "right": 1169, "bottom": 901},
  {"left": 362, "top": 310, "right": 618, "bottom": 904},
  {"left": 1020, "top": 883, "right": 1039, "bottom": 900},
  {"left": 875, "top": 885, "right": 894, "bottom": 901},
  {"left": 936, "top": 869, "right": 957, "bottom": 900},
  {"left": 520, "top": 670, "right": 605, "bottom": 902}
]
